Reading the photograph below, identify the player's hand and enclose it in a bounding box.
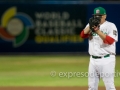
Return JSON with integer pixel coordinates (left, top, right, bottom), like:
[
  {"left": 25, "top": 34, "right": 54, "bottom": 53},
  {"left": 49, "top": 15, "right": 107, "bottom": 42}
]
[{"left": 92, "top": 25, "right": 100, "bottom": 31}]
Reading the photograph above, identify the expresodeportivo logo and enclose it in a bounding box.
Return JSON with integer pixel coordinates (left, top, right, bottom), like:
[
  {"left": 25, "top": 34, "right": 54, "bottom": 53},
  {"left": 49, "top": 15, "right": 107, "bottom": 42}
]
[{"left": 0, "top": 7, "right": 34, "bottom": 47}]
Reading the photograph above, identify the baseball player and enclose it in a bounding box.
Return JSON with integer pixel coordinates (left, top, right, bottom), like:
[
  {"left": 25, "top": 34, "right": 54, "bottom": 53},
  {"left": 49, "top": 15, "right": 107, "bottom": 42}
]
[{"left": 80, "top": 7, "right": 118, "bottom": 90}]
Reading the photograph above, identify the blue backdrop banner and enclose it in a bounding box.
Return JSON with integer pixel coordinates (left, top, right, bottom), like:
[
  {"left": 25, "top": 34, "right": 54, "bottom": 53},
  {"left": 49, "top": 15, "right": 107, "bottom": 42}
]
[
  {"left": 0, "top": 4, "right": 87, "bottom": 52},
  {"left": 0, "top": 3, "right": 120, "bottom": 54}
]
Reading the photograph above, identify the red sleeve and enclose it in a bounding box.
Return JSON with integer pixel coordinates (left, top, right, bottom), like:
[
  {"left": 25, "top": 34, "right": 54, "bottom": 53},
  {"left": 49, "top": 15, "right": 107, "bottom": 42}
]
[
  {"left": 80, "top": 30, "right": 89, "bottom": 38},
  {"left": 103, "top": 35, "right": 115, "bottom": 45}
]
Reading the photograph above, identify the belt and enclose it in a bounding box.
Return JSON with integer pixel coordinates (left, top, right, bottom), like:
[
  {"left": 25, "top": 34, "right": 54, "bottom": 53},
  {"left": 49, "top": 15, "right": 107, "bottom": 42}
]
[{"left": 92, "top": 54, "right": 110, "bottom": 59}]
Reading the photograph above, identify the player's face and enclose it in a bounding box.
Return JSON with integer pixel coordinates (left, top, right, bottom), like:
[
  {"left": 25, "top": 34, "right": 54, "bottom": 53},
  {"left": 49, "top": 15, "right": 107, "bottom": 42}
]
[
  {"left": 94, "top": 15, "right": 106, "bottom": 24},
  {"left": 94, "top": 15, "right": 102, "bottom": 23}
]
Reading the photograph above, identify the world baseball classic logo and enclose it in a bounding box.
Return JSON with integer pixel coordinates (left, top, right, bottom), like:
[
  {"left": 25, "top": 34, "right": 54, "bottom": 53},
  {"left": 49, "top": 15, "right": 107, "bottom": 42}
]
[{"left": 0, "top": 7, "right": 34, "bottom": 47}]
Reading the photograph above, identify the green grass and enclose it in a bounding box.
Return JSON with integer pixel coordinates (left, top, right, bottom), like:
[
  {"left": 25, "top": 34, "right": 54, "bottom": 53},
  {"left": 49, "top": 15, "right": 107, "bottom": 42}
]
[{"left": 0, "top": 55, "right": 120, "bottom": 86}]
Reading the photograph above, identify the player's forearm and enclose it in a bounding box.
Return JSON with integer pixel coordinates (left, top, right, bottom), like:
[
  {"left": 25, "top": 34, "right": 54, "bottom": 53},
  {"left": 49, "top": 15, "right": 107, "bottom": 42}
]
[
  {"left": 80, "top": 26, "right": 91, "bottom": 38},
  {"left": 96, "top": 30, "right": 115, "bottom": 44},
  {"left": 84, "top": 26, "right": 90, "bottom": 34},
  {"left": 95, "top": 30, "right": 106, "bottom": 40}
]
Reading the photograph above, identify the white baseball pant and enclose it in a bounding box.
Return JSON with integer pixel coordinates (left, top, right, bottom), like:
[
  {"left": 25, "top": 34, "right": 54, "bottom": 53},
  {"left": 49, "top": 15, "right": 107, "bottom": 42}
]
[{"left": 88, "top": 55, "right": 116, "bottom": 90}]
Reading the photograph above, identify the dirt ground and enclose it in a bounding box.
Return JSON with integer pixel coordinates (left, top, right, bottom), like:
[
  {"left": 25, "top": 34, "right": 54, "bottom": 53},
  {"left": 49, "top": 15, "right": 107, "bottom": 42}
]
[{"left": 0, "top": 87, "right": 120, "bottom": 90}]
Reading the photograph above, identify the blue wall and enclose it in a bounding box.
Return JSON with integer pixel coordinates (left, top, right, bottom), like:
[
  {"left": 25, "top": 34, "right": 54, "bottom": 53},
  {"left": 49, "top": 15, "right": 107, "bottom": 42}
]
[{"left": 0, "top": 2, "right": 119, "bottom": 54}]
